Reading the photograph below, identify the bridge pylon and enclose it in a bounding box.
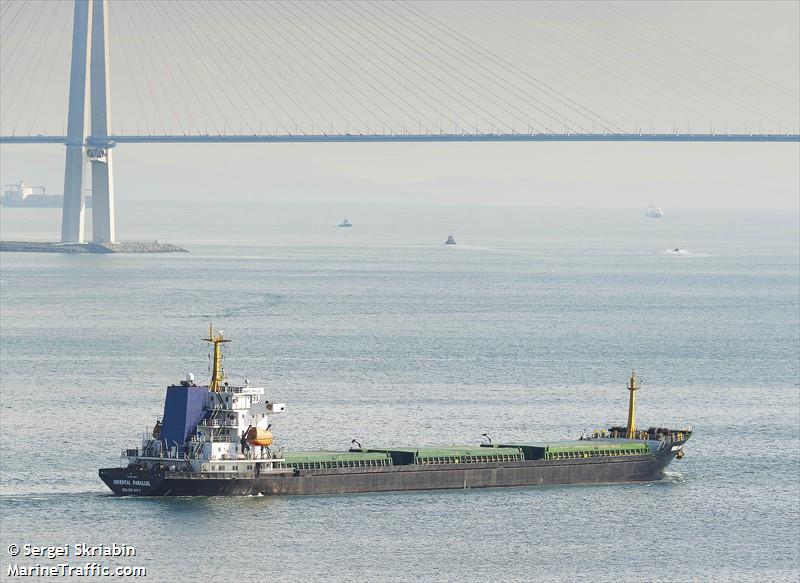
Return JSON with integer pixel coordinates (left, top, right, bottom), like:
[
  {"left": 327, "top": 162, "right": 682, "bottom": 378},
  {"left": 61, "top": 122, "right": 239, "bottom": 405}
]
[{"left": 61, "top": 0, "right": 115, "bottom": 244}]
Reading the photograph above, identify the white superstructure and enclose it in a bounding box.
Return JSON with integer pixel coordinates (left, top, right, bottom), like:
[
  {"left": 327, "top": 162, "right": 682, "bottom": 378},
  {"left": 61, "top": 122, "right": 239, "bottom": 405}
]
[
  {"left": 646, "top": 205, "right": 664, "bottom": 218},
  {"left": 124, "top": 330, "right": 287, "bottom": 476},
  {"left": 3, "top": 181, "right": 46, "bottom": 201}
]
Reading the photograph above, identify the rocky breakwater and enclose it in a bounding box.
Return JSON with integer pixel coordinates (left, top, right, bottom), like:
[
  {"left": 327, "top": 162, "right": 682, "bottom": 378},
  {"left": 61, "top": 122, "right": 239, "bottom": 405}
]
[{"left": 0, "top": 241, "right": 189, "bottom": 254}]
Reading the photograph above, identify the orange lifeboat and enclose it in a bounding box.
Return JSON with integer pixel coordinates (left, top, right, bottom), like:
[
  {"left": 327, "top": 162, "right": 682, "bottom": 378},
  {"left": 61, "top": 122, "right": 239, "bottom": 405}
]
[{"left": 246, "top": 426, "right": 273, "bottom": 447}]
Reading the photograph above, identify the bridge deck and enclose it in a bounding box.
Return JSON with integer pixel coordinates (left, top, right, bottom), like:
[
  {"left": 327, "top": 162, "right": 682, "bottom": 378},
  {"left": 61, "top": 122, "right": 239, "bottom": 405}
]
[{"left": 1, "top": 133, "right": 798, "bottom": 144}]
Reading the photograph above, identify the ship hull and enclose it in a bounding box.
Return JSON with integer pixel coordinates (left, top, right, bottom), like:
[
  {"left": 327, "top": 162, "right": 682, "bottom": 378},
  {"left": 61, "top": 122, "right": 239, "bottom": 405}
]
[
  {"left": 1, "top": 196, "right": 91, "bottom": 208},
  {"left": 99, "top": 445, "right": 683, "bottom": 497}
]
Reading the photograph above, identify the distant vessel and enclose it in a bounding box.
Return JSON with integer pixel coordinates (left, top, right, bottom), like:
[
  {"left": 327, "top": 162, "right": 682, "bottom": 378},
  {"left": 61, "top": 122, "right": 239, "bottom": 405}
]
[
  {"left": 338, "top": 218, "right": 352, "bottom": 228},
  {"left": 99, "top": 330, "right": 692, "bottom": 496},
  {"left": 444, "top": 233, "right": 457, "bottom": 245},
  {"left": 646, "top": 205, "right": 664, "bottom": 219},
  {"left": 1, "top": 180, "right": 91, "bottom": 208},
  {"left": 666, "top": 248, "right": 688, "bottom": 254}
]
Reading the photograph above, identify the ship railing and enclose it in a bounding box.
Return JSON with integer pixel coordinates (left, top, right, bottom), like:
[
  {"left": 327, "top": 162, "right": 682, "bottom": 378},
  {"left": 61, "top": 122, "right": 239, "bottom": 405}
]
[
  {"left": 225, "top": 385, "right": 264, "bottom": 395},
  {"left": 197, "top": 419, "right": 238, "bottom": 428},
  {"left": 199, "top": 436, "right": 235, "bottom": 444},
  {"left": 205, "top": 393, "right": 228, "bottom": 425},
  {"left": 594, "top": 426, "right": 694, "bottom": 440},
  {"left": 241, "top": 448, "right": 283, "bottom": 461}
]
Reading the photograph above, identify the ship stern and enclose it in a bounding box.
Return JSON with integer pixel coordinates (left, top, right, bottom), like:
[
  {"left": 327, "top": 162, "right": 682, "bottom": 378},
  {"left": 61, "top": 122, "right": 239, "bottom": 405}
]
[{"left": 99, "top": 467, "right": 165, "bottom": 496}]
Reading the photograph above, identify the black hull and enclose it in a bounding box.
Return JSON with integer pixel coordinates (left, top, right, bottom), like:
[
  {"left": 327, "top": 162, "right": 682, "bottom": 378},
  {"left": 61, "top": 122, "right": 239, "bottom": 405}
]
[{"left": 100, "top": 447, "right": 682, "bottom": 497}]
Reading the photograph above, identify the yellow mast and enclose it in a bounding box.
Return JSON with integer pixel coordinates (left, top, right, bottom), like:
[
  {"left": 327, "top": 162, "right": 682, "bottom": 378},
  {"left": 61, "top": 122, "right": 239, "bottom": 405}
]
[
  {"left": 626, "top": 370, "right": 640, "bottom": 439},
  {"left": 203, "top": 325, "right": 231, "bottom": 392}
]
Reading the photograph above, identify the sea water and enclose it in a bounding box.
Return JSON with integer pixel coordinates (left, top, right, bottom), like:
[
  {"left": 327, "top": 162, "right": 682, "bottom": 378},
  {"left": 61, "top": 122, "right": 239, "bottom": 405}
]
[{"left": 1, "top": 203, "right": 798, "bottom": 582}]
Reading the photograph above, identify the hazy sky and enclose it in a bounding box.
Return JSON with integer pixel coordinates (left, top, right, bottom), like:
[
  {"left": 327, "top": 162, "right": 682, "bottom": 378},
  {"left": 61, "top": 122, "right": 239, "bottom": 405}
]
[{"left": 0, "top": 1, "right": 798, "bottom": 212}]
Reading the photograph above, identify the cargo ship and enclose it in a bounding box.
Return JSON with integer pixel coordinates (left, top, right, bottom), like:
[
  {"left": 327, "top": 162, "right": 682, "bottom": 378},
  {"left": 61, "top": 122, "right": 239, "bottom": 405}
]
[
  {"left": 1, "top": 181, "right": 91, "bottom": 208},
  {"left": 99, "top": 329, "right": 691, "bottom": 496}
]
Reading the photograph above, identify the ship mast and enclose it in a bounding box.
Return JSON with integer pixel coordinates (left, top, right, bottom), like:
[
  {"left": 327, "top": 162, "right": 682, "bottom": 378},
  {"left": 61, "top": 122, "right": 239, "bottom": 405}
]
[
  {"left": 626, "top": 371, "right": 639, "bottom": 438},
  {"left": 203, "top": 325, "right": 231, "bottom": 392}
]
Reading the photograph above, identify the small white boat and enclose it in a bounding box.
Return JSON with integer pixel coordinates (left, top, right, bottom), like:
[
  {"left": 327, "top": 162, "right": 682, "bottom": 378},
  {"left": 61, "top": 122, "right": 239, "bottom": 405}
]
[
  {"left": 646, "top": 205, "right": 664, "bottom": 219},
  {"left": 444, "top": 233, "right": 456, "bottom": 245},
  {"left": 338, "top": 218, "right": 352, "bottom": 228}
]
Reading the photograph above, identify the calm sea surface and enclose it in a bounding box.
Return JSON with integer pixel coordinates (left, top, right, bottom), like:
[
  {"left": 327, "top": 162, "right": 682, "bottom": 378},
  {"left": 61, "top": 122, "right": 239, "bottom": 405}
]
[{"left": 1, "top": 203, "right": 798, "bottom": 582}]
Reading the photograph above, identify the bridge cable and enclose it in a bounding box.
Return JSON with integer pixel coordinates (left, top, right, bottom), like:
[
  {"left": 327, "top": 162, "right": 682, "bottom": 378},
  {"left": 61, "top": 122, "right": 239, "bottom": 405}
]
[
  {"left": 237, "top": 0, "right": 357, "bottom": 133},
  {"left": 133, "top": 1, "right": 207, "bottom": 134},
  {"left": 379, "top": 1, "right": 583, "bottom": 134},
  {"left": 0, "top": 0, "right": 43, "bottom": 95},
  {"left": 594, "top": 2, "right": 797, "bottom": 122},
  {"left": 606, "top": 2, "right": 797, "bottom": 101},
  {"left": 251, "top": 3, "right": 388, "bottom": 133},
  {"left": 536, "top": 2, "right": 710, "bottom": 130},
  {"left": 312, "top": 0, "right": 512, "bottom": 131},
  {"left": 123, "top": 0, "right": 180, "bottom": 134},
  {"left": 314, "top": 0, "right": 481, "bottom": 134},
  {"left": 28, "top": 2, "right": 70, "bottom": 135},
  {"left": 378, "top": 1, "right": 579, "bottom": 133},
  {"left": 1, "top": 0, "right": 49, "bottom": 130},
  {"left": 566, "top": 3, "right": 784, "bottom": 128},
  {"left": 400, "top": 0, "right": 626, "bottom": 134},
  {"left": 170, "top": 0, "right": 264, "bottom": 134},
  {"left": 583, "top": 3, "right": 787, "bottom": 124},
  {"left": 10, "top": 0, "right": 62, "bottom": 135},
  {"left": 247, "top": 1, "right": 373, "bottom": 133},
  {"left": 129, "top": 0, "right": 191, "bottom": 135},
  {"left": 0, "top": 0, "right": 29, "bottom": 38},
  {"left": 290, "top": 0, "right": 444, "bottom": 133},
  {"left": 544, "top": 3, "right": 718, "bottom": 130},
  {"left": 196, "top": 0, "right": 300, "bottom": 134},
  {"left": 157, "top": 0, "right": 238, "bottom": 134},
  {"left": 341, "top": 0, "right": 516, "bottom": 133},
  {"left": 117, "top": 1, "right": 167, "bottom": 134},
  {"left": 347, "top": 0, "right": 522, "bottom": 133},
  {"left": 415, "top": 0, "right": 629, "bottom": 133},
  {"left": 194, "top": 0, "right": 288, "bottom": 134},
  {"left": 108, "top": 5, "right": 152, "bottom": 135},
  {"left": 357, "top": 0, "right": 551, "bottom": 133},
  {"left": 381, "top": 1, "right": 590, "bottom": 134},
  {"left": 272, "top": 0, "right": 423, "bottom": 133},
  {"left": 349, "top": 1, "right": 538, "bottom": 134},
  {"left": 144, "top": 1, "right": 222, "bottom": 135},
  {"left": 243, "top": 0, "right": 369, "bottom": 134},
  {"left": 229, "top": 0, "right": 338, "bottom": 134},
  {"left": 292, "top": 1, "right": 453, "bottom": 133},
  {"left": 453, "top": 1, "right": 679, "bottom": 130}
]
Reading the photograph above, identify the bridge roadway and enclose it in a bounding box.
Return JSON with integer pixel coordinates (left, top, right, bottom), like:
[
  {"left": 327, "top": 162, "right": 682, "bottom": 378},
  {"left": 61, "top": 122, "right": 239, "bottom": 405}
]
[{"left": 1, "top": 133, "right": 798, "bottom": 145}]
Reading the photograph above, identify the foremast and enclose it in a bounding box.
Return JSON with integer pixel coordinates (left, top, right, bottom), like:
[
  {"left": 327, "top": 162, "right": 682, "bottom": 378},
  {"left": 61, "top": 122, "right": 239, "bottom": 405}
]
[
  {"left": 625, "top": 371, "right": 639, "bottom": 439},
  {"left": 203, "top": 325, "right": 230, "bottom": 392}
]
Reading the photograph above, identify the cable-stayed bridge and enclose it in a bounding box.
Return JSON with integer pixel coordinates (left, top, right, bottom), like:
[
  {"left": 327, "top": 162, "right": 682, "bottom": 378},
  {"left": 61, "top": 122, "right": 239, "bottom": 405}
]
[{"left": 1, "top": 0, "right": 798, "bottom": 243}]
